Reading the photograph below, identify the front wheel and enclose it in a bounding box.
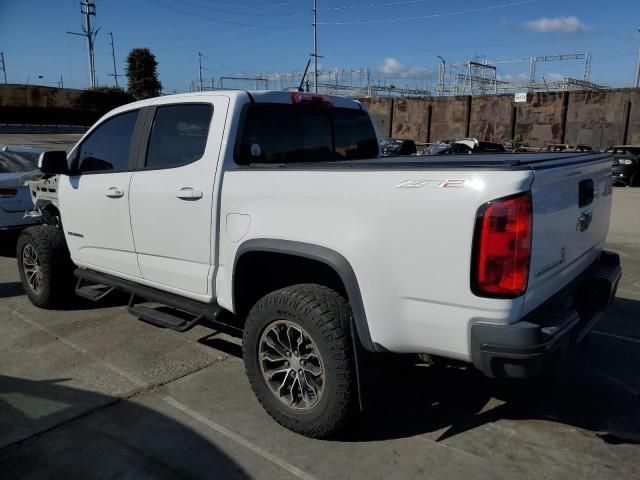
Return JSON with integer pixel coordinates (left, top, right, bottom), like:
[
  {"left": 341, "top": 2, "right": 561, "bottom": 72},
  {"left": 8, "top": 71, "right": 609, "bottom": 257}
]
[
  {"left": 243, "top": 284, "right": 358, "bottom": 438},
  {"left": 16, "top": 225, "right": 75, "bottom": 308}
]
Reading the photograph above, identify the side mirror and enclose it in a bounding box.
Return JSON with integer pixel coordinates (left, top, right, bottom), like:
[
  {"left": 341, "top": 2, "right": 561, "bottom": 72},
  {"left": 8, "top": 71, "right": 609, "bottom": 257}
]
[{"left": 38, "top": 151, "right": 69, "bottom": 175}]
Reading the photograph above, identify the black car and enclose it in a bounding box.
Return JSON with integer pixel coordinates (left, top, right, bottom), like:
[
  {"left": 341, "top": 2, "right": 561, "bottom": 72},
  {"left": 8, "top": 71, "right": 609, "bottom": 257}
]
[
  {"left": 378, "top": 138, "right": 417, "bottom": 157},
  {"left": 606, "top": 145, "right": 640, "bottom": 187}
]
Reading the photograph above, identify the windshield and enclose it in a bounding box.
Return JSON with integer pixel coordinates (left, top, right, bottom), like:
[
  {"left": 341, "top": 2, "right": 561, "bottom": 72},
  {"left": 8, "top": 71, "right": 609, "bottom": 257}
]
[
  {"left": 235, "top": 103, "right": 379, "bottom": 165},
  {"left": 0, "top": 150, "right": 41, "bottom": 174}
]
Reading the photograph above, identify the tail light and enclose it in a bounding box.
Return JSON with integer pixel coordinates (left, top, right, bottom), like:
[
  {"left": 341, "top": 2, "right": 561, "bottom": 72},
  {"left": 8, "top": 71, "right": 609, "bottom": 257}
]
[
  {"left": 472, "top": 192, "right": 532, "bottom": 298},
  {"left": 0, "top": 188, "right": 18, "bottom": 198}
]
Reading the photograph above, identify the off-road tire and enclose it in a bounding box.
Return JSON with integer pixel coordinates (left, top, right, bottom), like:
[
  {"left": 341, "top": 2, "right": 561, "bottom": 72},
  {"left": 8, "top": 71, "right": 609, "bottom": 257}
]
[
  {"left": 243, "top": 284, "right": 358, "bottom": 438},
  {"left": 16, "top": 225, "right": 75, "bottom": 308}
]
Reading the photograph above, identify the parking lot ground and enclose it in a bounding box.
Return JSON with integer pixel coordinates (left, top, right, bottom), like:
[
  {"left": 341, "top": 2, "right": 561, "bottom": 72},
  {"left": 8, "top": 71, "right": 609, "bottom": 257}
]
[
  {"left": 1, "top": 188, "right": 639, "bottom": 479},
  {"left": 0, "top": 133, "right": 83, "bottom": 152}
]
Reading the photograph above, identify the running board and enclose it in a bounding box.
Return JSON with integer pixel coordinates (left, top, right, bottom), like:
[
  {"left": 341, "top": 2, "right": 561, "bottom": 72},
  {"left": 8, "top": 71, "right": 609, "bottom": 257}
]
[
  {"left": 128, "top": 304, "right": 203, "bottom": 332},
  {"left": 75, "top": 278, "right": 115, "bottom": 302},
  {"left": 74, "top": 268, "right": 222, "bottom": 324}
]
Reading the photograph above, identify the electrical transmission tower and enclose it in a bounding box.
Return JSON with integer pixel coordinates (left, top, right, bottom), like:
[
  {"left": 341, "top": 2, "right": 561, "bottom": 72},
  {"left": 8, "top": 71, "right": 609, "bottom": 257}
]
[
  {"left": 0, "top": 52, "right": 7, "bottom": 83},
  {"left": 446, "top": 53, "right": 593, "bottom": 95},
  {"left": 67, "top": 1, "right": 99, "bottom": 88}
]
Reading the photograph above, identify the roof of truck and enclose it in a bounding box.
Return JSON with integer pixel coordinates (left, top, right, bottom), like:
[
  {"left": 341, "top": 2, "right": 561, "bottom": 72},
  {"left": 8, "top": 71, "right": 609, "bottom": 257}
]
[{"left": 131, "top": 90, "right": 363, "bottom": 110}]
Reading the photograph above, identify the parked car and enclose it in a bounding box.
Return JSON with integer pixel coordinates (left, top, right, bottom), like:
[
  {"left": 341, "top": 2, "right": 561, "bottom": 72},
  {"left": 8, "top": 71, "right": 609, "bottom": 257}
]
[
  {"left": 606, "top": 145, "right": 640, "bottom": 187},
  {"left": 539, "top": 144, "right": 593, "bottom": 152},
  {"left": 427, "top": 138, "right": 506, "bottom": 155},
  {"left": 19, "top": 91, "right": 620, "bottom": 438},
  {"left": 0, "top": 147, "right": 41, "bottom": 234},
  {"left": 379, "top": 137, "right": 417, "bottom": 156}
]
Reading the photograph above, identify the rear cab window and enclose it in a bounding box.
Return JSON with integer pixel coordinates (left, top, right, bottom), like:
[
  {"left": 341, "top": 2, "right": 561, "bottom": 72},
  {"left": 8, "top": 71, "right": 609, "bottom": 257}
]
[
  {"left": 145, "top": 103, "right": 213, "bottom": 169},
  {"left": 235, "top": 103, "right": 378, "bottom": 165}
]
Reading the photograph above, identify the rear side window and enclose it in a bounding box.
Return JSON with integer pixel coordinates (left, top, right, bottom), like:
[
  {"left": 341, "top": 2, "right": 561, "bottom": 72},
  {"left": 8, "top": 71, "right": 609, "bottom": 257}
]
[
  {"left": 77, "top": 110, "right": 139, "bottom": 172},
  {"left": 145, "top": 104, "right": 213, "bottom": 169},
  {"left": 235, "top": 104, "right": 378, "bottom": 165}
]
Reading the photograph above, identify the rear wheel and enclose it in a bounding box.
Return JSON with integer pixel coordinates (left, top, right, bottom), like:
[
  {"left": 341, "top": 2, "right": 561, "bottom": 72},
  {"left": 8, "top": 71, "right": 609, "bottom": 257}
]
[
  {"left": 16, "top": 225, "right": 75, "bottom": 308},
  {"left": 243, "top": 284, "right": 357, "bottom": 438}
]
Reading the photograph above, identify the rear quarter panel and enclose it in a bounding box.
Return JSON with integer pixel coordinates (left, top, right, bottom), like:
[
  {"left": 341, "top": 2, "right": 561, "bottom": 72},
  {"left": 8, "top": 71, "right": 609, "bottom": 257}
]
[{"left": 217, "top": 166, "right": 534, "bottom": 359}]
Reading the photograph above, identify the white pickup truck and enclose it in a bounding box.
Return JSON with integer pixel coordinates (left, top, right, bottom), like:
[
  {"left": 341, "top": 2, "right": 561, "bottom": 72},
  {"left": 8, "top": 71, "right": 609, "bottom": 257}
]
[{"left": 18, "top": 90, "right": 621, "bottom": 437}]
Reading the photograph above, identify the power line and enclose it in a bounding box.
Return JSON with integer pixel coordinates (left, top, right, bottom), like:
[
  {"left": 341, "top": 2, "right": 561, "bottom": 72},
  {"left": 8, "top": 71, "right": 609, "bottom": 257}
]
[
  {"left": 329, "top": 29, "right": 632, "bottom": 57},
  {"left": 318, "top": 0, "right": 536, "bottom": 25},
  {"left": 142, "top": 0, "right": 299, "bottom": 28},
  {"left": 114, "top": 2, "right": 304, "bottom": 56},
  {"left": 166, "top": 0, "right": 297, "bottom": 16},
  {"left": 188, "top": 0, "right": 290, "bottom": 4},
  {"left": 321, "top": 0, "right": 477, "bottom": 10}
]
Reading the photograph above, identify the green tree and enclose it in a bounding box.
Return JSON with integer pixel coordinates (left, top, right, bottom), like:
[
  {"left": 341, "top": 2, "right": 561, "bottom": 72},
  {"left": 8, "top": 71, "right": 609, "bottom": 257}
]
[{"left": 125, "top": 48, "right": 162, "bottom": 100}]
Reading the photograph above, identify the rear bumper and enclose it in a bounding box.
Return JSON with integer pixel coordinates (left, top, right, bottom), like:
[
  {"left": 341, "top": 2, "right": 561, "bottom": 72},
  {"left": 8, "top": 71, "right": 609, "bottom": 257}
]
[{"left": 470, "top": 251, "right": 621, "bottom": 379}]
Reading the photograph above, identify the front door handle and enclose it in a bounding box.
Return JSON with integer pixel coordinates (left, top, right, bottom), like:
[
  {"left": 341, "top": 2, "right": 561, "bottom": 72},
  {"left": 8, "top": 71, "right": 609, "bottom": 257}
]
[
  {"left": 105, "top": 186, "right": 124, "bottom": 198},
  {"left": 176, "top": 187, "right": 203, "bottom": 200}
]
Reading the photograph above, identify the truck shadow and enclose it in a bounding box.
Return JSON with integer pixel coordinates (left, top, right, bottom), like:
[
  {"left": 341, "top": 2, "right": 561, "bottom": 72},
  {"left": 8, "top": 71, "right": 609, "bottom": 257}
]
[
  {"left": 0, "top": 375, "right": 250, "bottom": 479},
  {"left": 344, "top": 300, "right": 640, "bottom": 445},
  {"left": 0, "top": 232, "right": 19, "bottom": 258},
  {"left": 0, "top": 282, "right": 25, "bottom": 299}
]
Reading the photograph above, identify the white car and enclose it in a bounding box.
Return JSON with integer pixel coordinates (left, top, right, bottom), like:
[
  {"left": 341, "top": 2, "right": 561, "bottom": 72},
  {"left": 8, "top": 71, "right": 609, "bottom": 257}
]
[
  {"left": 18, "top": 91, "right": 621, "bottom": 437},
  {"left": 0, "top": 147, "right": 41, "bottom": 233}
]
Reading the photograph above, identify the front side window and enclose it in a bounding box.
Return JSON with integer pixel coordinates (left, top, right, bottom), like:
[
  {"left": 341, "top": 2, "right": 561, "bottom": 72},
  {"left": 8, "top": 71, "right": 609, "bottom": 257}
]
[
  {"left": 145, "top": 104, "right": 213, "bottom": 169},
  {"left": 77, "top": 110, "right": 139, "bottom": 172}
]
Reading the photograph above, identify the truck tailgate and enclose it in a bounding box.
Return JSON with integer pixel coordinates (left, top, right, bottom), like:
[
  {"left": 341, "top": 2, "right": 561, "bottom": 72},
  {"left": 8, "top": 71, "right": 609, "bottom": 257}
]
[{"left": 522, "top": 153, "right": 613, "bottom": 315}]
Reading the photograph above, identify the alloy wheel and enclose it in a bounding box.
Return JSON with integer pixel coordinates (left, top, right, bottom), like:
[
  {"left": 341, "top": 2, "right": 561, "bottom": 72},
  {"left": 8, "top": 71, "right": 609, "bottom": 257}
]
[
  {"left": 258, "top": 320, "right": 325, "bottom": 410},
  {"left": 22, "top": 244, "right": 43, "bottom": 294}
]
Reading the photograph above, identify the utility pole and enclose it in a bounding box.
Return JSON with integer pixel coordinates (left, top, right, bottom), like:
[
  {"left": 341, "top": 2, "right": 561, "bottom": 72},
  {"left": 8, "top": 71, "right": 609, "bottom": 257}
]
[
  {"left": 635, "top": 27, "right": 640, "bottom": 89},
  {"left": 107, "top": 32, "right": 122, "bottom": 87},
  {"left": 198, "top": 52, "right": 205, "bottom": 92},
  {"left": 0, "top": 52, "right": 7, "bottom": 83},
  {"left": 311, "top": 0, "right": 321, "bottom": 93},
  {"left": 437, "top": 56, "right": 446, "bottom": 96},
  {"left": 67, "top": 1, "right": 98, "bottom": 88}
]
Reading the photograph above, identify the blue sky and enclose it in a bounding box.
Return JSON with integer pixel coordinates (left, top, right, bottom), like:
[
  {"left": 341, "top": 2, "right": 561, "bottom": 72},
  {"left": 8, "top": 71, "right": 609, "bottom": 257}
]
[{"left": 1, "top": 0, "right": 638, "bottom": 92}]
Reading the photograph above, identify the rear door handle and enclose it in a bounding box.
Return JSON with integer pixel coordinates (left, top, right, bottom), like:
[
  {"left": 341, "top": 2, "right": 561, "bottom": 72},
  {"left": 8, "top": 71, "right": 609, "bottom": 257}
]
[
  {"left": 105, "top": 186, "right": 124, "bottom": 198},
  {"left": 176, "top": 187, "right": 203, "bottom": 200}
]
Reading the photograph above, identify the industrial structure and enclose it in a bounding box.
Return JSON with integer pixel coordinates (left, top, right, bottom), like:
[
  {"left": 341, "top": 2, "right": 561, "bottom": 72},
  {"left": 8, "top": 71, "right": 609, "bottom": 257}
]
[{"left": 191, "top": 51, "right": 607, "bottom": 98}]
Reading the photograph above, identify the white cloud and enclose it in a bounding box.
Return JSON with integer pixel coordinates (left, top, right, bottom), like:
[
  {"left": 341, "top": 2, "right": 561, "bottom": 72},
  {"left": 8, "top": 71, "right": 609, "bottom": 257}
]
[
  {"left": 545, "top": 73, "right": 565, "bottom": 82},
  {"left": 523, "top": 16, "right": 587, "bottom": 33},
  {"left": 497, "top": 72, "right": 531, "bottom": 83},
  {"left": 380, "top": 57, "right": 409, "bottom": 75}
]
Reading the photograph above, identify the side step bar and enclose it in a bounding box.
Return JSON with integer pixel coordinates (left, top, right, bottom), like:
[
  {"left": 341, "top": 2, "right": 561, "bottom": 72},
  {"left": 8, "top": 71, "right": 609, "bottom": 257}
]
[
  {"left": 128, "top": 303, "right": 204, "bottom": 332},
  {"left": 74, "top": 268, "right": 222, "bottom": 332},
  {"left": 75, "top": 278, "right": 115, "bottom": 302}
]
